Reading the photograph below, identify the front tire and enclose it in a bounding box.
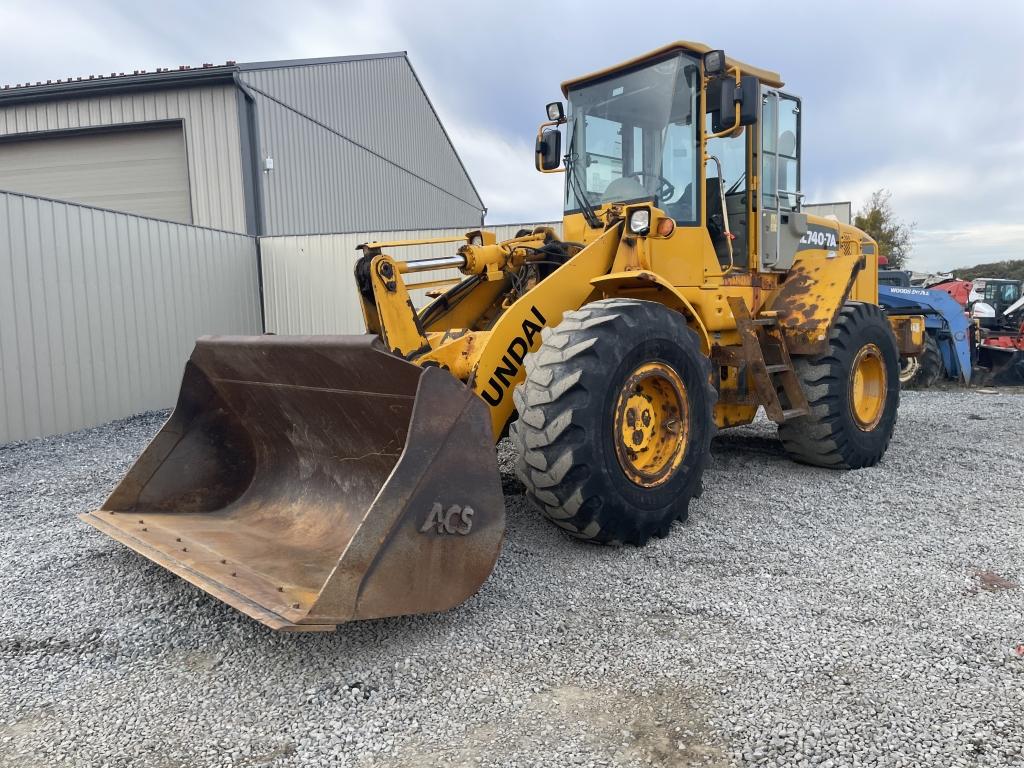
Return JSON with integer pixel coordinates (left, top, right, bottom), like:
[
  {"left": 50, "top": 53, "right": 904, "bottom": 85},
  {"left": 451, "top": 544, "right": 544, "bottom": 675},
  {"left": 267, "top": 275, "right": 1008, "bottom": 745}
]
[
  {"left": 509, "top": 299, "right": 716, "bottom": 545},
  {"left": 779, "top": 302, "right": 899, "bottom": 469}
]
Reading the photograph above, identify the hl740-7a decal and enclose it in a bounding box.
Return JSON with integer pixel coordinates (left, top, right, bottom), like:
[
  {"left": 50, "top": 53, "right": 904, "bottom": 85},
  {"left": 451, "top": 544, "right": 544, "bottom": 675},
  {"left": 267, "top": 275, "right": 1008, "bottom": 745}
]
[{"left": 797, "top": 225, "right": 839, "bottom": 251}]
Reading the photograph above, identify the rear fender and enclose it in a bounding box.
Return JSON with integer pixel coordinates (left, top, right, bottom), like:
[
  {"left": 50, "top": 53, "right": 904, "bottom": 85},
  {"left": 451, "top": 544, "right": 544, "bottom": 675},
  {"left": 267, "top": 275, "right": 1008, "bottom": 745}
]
[{"left": 767, "top": 247, "right": 863, "bottom": 356}]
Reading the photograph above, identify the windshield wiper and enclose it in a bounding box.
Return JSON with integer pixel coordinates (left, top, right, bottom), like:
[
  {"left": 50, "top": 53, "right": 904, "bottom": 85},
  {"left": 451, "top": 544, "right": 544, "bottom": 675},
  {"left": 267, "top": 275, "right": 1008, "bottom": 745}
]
[{"left": 566, "top": 154, "right": 602, "bottom": 229}]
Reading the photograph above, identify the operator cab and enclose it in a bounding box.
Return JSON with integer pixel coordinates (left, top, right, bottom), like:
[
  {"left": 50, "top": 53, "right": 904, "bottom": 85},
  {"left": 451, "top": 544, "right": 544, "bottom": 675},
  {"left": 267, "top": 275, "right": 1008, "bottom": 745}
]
[
  {"left": 540, "top": 42, "right": 806, "bottom": 273},
  {"left": 970, "top": 278, "right": 1023, "bottom": 329}
]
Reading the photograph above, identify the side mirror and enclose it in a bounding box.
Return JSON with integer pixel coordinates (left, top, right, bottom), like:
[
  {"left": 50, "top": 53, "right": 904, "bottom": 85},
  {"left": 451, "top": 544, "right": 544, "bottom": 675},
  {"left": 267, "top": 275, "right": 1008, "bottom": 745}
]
[
  {"left": 535, "top": 127, "right": 562, "bottom": 171},
  {"left": 708, "top": 75, "right": 760, "bottom": 133}
]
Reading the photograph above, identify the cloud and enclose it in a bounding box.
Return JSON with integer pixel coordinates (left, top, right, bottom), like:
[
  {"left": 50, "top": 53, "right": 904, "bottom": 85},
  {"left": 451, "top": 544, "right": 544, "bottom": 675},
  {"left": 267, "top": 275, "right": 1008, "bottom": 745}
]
[
  {"left": 444, "top": 121, "right": 562, "bottom": 225},
  {"left": 0, "top": 3, "right": 164, "bottom": 77},
  {"left": 918, "top": 224, "right": 1024, "bottom": 246},
  {"left": 276, "top": 3, "right": 409, "bottom": 60},
  {"left": 821, "top": 152, "right": 1024, "bottom": 271}
]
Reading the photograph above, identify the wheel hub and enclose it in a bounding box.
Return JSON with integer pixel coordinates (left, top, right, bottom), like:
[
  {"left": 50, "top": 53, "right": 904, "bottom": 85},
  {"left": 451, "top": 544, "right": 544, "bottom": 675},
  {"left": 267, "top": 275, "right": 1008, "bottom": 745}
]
[
  {"left": 898, "top": 354, "right": 919, "bottom": 385},
  {"left": 850, "top": 343, "right": 887, "bottom": 431},
  {"left": 613, "top": 362, "right": 689, "bottom": 487}
]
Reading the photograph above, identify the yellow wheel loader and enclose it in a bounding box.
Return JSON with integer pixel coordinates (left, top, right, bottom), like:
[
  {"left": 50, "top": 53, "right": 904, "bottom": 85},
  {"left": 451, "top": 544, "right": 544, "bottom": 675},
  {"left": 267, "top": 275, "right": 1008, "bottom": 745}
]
[{"left": 82, "top": 41, "right": 924, "bottom": 631}]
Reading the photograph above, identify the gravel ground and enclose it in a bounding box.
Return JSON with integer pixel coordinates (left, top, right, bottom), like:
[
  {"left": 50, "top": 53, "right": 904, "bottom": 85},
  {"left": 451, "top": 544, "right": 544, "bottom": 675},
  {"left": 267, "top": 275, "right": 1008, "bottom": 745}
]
[{"left": 1, "top": 389, "right": 1023, "bottom": 768}]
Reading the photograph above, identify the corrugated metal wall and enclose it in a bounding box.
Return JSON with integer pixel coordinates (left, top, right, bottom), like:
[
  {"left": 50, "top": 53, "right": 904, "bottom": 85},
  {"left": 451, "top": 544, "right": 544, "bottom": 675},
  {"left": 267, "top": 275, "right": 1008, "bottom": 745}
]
[
  {"left": 0, "top": 202, "right": 554, "bottom": 443},
  {"left": 260, "top": 222, "right": 561, "bottom": 335},
  {"left": 0, "top": 191, "right": 261, "bottom": 444},
  {"left": 240, "top": 56, "right": 484, "bottom": 235},
  {"left": 0, "top": 86, "right": 248, "bottom": 233}
]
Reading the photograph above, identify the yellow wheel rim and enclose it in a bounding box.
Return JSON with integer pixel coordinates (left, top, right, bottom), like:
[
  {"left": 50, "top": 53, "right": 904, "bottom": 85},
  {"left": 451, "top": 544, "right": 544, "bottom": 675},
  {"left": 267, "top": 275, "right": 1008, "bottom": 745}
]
[
  {"left": 850, "top": 343, "right": 887, "bottom": 431},
  {"left": 613, "top": 362, "right": 689, "bottom": 487}
]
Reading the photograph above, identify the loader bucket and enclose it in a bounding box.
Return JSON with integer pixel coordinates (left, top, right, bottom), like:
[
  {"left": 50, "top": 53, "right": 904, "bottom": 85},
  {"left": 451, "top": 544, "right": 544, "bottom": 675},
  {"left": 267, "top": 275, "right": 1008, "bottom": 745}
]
[{"left": 80, "top": 335, "right": 505, "bottom": 631}]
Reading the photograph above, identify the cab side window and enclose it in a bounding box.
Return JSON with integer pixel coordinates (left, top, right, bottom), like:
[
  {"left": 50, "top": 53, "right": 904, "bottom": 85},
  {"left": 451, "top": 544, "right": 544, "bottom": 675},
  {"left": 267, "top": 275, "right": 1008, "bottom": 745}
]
[{"left": 762, "top": 93, "right": 800, "bottom": 211}]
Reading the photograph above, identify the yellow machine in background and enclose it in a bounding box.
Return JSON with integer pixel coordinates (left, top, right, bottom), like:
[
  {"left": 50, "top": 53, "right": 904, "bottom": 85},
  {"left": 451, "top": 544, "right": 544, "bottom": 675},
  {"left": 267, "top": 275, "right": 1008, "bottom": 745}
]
[{"left": 82, "top": 41, "right": 923, "bottom": 631}]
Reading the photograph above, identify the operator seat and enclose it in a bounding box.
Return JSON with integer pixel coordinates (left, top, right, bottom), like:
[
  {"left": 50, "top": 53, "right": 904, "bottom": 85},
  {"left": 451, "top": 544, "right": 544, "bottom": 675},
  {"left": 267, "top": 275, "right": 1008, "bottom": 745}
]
[
  {"left": 602, "top": 175, "right": 650, "bottom": 204},
  {"left": 665, "top": 182, "right": 694, "bottom": 223}
]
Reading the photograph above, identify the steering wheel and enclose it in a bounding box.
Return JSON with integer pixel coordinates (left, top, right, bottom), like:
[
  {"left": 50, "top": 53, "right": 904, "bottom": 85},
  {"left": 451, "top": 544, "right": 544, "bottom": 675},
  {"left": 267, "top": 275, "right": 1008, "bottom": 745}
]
[{"left": 623, "top": 171, "right": 675, "bottom": 201}]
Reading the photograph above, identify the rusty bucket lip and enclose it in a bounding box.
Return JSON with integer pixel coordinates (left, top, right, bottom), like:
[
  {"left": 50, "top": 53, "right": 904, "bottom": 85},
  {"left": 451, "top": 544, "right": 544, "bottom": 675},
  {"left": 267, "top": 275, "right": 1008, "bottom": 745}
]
[{"left": 79, "top": 510, "right": 338, "bottom": 631}]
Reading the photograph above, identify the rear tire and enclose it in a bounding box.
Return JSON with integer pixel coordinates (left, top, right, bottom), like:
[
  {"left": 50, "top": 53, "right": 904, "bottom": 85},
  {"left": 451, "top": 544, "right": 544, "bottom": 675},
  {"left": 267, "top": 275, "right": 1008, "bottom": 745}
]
[
  {"left": 779, "top": 302, "right": 899, "bottom": 469},
  {"left": 899, "top": 334, "right": 942, "bottom": 388},
  {"left": 509, "top": 299, "right": 716, "bottom": 545}
]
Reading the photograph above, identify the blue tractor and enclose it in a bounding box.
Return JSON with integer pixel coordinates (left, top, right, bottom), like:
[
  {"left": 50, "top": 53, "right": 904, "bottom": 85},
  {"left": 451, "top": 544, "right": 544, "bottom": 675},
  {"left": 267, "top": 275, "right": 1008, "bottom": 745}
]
[{"left": 878, "top": 270, "right": 972, "bottom": 387}]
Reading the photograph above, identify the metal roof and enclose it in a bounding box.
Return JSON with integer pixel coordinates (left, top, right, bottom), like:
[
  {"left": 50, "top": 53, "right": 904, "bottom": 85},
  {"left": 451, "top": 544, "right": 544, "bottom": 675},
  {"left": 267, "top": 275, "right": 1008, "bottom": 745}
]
[
  {"left": 238, "top": 52, "right": 406, "bottom": 71},
  {"left": 0, "top": 52, "right": 408, "bottom": 105}
]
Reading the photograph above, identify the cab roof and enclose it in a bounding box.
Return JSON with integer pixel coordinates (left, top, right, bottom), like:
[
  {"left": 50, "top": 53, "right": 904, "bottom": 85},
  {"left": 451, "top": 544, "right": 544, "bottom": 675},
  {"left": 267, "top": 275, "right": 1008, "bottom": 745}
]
[{"left": 560, "top": 41, "right": 784, "bottom": 95}]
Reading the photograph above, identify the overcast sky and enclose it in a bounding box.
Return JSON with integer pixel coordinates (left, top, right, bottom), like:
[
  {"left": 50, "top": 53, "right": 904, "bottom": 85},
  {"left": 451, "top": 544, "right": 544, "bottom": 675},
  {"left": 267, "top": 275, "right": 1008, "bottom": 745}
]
[{"left": 2, "top": 0, "right": 1022, "bottom": 271}]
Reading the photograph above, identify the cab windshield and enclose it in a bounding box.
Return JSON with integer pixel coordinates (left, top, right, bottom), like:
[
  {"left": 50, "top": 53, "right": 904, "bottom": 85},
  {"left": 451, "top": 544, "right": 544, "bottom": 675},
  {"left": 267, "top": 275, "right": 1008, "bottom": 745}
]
[{"left": 565, "top": 53, "right": 700, "bottom": 224}]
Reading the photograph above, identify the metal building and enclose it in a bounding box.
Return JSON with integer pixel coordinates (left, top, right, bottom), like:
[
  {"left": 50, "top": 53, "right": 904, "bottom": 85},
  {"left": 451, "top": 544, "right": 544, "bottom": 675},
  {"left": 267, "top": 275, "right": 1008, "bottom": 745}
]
[
  {"left": 0, "top": 53, "right": 484, "bottom": 235},
  {"left": 803, "top": 201, "right": 852, "bottom": 225}
]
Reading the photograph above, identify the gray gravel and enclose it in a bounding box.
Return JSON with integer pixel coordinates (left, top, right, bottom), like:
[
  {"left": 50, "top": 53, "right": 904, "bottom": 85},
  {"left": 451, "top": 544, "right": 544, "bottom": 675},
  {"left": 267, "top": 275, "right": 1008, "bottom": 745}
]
[{"left": 1, "top": 389, "right": 1023, "bottom": 767}]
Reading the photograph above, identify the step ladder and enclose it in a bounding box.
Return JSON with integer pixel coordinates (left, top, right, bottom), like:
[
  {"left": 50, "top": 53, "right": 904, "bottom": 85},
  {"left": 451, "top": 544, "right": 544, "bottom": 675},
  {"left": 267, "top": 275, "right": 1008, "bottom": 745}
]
[{"left": 723, "top": 297, "right": 810, "bottom": 423}]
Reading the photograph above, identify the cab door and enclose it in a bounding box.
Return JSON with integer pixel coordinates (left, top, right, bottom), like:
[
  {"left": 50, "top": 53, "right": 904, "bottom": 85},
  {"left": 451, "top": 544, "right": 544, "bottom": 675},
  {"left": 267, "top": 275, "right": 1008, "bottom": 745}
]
[{"left": 759, "top": 90, "right": 807, "bottom": 270}]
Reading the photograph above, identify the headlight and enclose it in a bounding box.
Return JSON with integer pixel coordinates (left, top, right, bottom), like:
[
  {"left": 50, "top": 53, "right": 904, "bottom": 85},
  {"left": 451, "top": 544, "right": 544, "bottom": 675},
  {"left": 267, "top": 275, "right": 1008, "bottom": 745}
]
[
  {"left": 628, "top": 209, "right": 651, "bottom": 235},
  {"left": 469, "top": 233, "right": 483, "bottom": 246},
  {"left": 546, "top": 102, "right": 565, "bottom": 122}
]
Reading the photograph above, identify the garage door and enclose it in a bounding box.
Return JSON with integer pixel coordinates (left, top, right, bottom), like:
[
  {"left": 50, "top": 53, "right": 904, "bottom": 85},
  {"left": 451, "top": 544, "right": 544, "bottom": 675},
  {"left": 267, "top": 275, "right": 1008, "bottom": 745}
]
[{"left": 0, "top": 124, "right": 191, "bottom": 223}]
